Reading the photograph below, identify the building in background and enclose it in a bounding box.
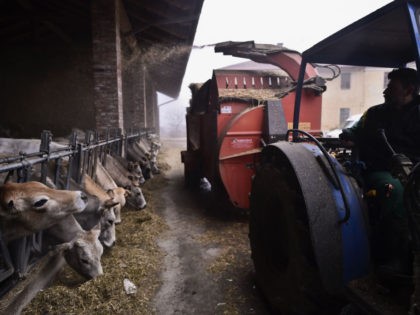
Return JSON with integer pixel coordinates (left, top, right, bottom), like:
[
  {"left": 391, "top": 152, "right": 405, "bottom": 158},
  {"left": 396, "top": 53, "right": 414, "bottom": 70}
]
[{"left": 321, "top": 66, "right": 391, "bottom": 131}]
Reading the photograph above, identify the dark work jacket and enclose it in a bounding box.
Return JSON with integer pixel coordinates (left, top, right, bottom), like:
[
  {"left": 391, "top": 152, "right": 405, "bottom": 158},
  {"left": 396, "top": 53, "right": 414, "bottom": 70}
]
[{"left": 347, "top": 97, "right": 420, "bottom": 172}]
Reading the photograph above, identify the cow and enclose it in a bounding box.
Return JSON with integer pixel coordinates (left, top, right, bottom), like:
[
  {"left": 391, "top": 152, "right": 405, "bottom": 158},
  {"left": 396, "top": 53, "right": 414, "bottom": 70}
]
[
  {"left": 0, "top": 181, "right": 88, "bottom": 243},
  {"left": 104, "top": 154, "right": 142, "bottom": 187},
  {"left": 149, "top": 140, "right": 161, "bottom": 175},
  {"left": 32, "top": 171, "right": 119, "bottom": 248},
  {"left": 44, "top": 215, "right": 103, "bottom": 279},
  {"left": 126, "top": 141, "right": 153, "bottom": 180},
  {"left": 80, "top": 174, "right": 118, "bottom": 248},
  {"left": 68, "top": 178, "right": 118, "bottom": 248},
  {"left": 96, "top": 158, "right": 147, "bottom": 211},
  {"left": 110, "top": 154, "right": 145, "bottom": 185},
  {"left": 94, "top": 161, "right": 125, "bottom": 224},
  {"left": 130, "top": 135, "right": 161, "bottom": 175}
]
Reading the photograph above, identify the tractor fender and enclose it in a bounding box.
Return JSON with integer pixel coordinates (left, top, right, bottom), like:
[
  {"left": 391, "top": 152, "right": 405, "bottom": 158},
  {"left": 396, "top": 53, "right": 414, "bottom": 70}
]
[{"left": 261, "top": 141, "right": 371, "bottom": 294}]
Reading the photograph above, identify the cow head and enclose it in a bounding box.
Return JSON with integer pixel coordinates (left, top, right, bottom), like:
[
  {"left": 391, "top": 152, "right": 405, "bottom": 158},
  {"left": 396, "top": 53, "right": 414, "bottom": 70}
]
[
  {"left": 98, "top": 198, "right": 117, "bottom": 248},
  {"left": 127, "top": 161, "right": 145, "bottom": 185},
  {"left": 0, "top": 181, "right": 88, "bottom": 232},
  {"left": 61, "top": 228, "right": 104, "bottom": 279},
  {"left": 107, "top": 187, "right": 127, "bottom": 224},
  {"left": 127, "top": 174, "right": 142, "bottom": 187},
  {"left": 125, "top": 185, "right": 147, "bottom": 210}
]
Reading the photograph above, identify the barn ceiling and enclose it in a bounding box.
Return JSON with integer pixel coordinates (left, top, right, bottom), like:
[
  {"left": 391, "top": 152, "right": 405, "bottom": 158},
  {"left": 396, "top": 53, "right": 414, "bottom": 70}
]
[
  {"left": 0, "top": 0, "right": 204, "bottom": 98},
  {"left": 124, "top": 0, "right": 204, "bottom": 97}
]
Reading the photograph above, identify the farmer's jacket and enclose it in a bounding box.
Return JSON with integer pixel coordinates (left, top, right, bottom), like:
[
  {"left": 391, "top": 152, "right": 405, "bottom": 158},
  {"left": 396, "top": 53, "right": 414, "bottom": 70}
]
[{"left": 343, "top": 96, "right": 420, "bottom": 172}]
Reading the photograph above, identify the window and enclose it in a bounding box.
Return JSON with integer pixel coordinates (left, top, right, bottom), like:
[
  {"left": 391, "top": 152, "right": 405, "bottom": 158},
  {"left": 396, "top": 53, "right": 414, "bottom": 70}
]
[
  {"left": 340, "top": 73, "right": 351, "bottom": 89},
  {"left": 383, "top": 71, "right": 390, "bottom": 89},
  {"left": 339, "top": 108, "right": 350, "bottom": 125}
]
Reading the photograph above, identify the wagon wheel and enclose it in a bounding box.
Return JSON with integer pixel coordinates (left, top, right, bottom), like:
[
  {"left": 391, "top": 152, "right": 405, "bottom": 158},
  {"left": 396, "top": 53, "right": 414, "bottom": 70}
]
[{"left": 249, "top": 161, "right": 343, "bottom": 315}]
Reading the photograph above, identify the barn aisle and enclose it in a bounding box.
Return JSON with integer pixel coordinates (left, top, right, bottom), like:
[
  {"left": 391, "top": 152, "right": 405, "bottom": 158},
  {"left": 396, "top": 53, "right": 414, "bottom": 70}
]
[{"left": 152, "top": 138, "right": 269, "bottom": 314}]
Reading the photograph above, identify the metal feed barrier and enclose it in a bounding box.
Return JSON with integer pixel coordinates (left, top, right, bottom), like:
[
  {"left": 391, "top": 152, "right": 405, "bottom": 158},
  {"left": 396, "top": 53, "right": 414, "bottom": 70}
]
[{"left": 0, "top": 128, "right": 154, "bottom": 298}]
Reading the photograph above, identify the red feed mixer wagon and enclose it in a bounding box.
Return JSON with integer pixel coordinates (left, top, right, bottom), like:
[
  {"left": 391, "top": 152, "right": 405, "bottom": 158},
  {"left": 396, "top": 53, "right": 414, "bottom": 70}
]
[{"left": 181, "top": 41, "right": 326, "bottom": 210}]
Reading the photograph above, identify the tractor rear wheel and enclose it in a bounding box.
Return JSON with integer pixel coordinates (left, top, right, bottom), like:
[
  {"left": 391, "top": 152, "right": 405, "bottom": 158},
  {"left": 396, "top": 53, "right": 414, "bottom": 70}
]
[{"left": 249, "top": 161, "right": 343, "bottom": 315}]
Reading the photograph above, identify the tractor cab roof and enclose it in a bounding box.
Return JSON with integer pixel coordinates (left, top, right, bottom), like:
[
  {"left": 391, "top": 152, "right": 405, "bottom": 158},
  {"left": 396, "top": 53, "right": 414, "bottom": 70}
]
[
  {"left": 302, "top": 0, "right": 420, "bottom": 68},
  {"left": 293, "top": 0, "right": 420, "bottom": 128}
]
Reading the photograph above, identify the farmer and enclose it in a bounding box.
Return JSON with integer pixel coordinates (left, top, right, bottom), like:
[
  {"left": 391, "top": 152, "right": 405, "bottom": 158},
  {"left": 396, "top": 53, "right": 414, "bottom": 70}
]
[{"left": 339, "top": 67, "right": 420, "bottom": 275}]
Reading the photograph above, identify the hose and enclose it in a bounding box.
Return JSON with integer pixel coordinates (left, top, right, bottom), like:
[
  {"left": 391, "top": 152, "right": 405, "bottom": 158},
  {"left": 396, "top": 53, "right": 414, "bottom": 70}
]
[{"left": 285, "top": 129, "right": 352, "bottom": 223}]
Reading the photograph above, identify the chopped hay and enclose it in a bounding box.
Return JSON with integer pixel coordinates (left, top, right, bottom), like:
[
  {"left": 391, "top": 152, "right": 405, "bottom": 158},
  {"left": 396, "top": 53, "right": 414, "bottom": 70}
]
[
  {"left": 196, "top": 220, "right": 257, "bottom": 314},
  {"left": 197, "top": 222, "right": 251, "bottom": 274}
]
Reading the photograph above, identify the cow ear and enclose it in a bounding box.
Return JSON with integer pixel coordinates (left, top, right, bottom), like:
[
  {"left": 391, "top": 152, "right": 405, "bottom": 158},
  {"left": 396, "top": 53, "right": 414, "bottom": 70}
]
[
  {"left": 75, "top": 238, "right": 87, "bottom": 248},
  {"left": 50, "top": 241, "right": 74, "bottom": 255},
  {"left": 124, "top": 189, "right": 132, "bottom": 197},
  {"left": 104, "top": 198, "right": 119, "bottom": 209}
]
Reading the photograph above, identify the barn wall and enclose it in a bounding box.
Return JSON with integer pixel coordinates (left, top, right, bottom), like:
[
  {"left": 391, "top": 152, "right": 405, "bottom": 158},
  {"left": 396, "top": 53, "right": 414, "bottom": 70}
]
[
  {"left": 0, "top": 1, "right": 166, "bottom": 139},
  {"left": 0, "top": 42, "right": 95, "bottom": 138}
]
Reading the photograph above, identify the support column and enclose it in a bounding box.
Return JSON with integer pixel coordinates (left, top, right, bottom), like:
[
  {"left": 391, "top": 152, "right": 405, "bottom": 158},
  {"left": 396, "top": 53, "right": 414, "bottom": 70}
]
[
  {"left": 91, "top": 0, "right": 124, "bottom": 134},
  {"left": 140, "top": 65, "right": 147, "bottom": 128},
  {"left": 125, "top": 59, "right": 145, "bottom": 130}
]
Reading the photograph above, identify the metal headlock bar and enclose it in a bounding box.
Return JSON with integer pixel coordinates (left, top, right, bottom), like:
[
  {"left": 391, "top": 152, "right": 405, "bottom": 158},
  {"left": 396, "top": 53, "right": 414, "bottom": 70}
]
[{"left": 0, "top": 127, "right": 153, "bottom": 298}]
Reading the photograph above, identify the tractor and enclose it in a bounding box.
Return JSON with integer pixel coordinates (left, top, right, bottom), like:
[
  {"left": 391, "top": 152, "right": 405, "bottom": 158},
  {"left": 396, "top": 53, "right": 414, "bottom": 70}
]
[{"left": 248, "top": 1, "right": 420, "bottom": 314}]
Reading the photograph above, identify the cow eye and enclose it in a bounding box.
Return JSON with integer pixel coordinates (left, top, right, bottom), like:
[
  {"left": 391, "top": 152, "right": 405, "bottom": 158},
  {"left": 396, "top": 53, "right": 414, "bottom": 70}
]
[
  {"left": 33, "top": 199, "right": 48, "bottom": 207},
  {"left": 81, "top": 258, "right": 89, "bottom": 265}
]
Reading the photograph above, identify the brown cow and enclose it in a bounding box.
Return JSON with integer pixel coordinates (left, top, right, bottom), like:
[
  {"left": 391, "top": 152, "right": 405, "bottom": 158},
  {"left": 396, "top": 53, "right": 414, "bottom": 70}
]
[
  {"left": 45, "top": 215, "right": 104, "bottom": 279},
  {"left": 95, "top": 159, "right": 146, "bottom": 215},
  {"left": 81, "top": 174, "right": 118, "bottom": 247},
  {"left": 0, "top": 181, "right": 88, "bottom": 243}
]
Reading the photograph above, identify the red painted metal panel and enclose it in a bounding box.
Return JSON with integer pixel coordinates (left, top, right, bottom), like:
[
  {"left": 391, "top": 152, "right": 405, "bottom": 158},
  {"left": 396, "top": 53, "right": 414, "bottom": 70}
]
[
  {"left": 282, "top": 91, "right": 322, "bottom": 132},
  {"left": 218, "top": 106, "right": 264, "bottom": 209},
  {"left": 217, "top": 101, "right": 252, "bottom": 136}
]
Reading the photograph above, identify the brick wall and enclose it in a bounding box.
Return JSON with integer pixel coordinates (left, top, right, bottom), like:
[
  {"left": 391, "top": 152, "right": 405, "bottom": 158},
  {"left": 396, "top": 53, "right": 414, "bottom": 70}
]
[{"left": 91, "top": 0, "right": 123, "bottom": 134}]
